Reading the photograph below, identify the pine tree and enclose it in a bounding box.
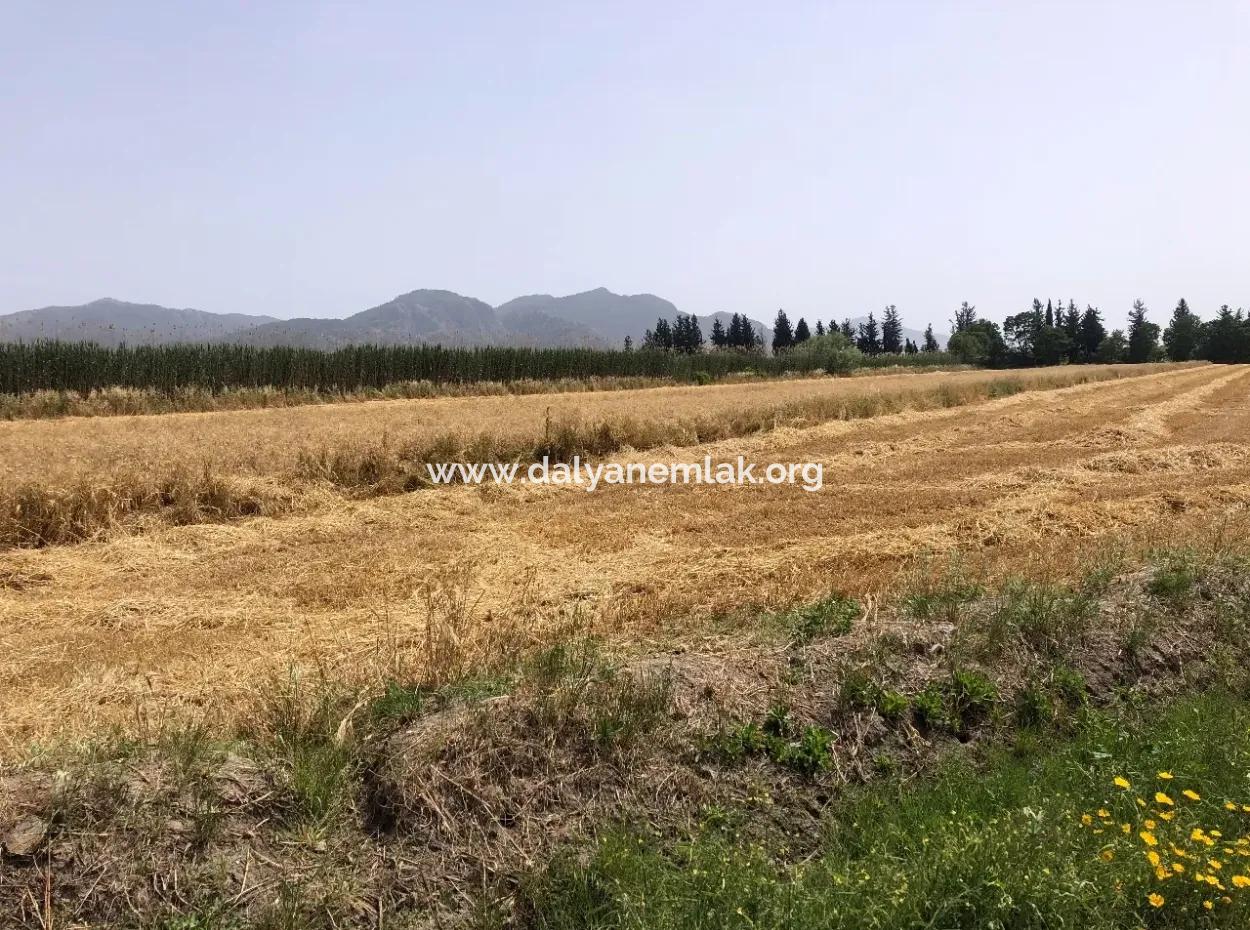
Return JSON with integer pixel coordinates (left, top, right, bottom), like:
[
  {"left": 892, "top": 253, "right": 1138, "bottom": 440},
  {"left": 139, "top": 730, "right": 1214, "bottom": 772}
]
[
  {"left": 922, "top": 324, "right": 939, "bottom": 352},
  {"left": 856, "top": 313, "right": 882, "bottom": 354},
  {"left": 1198, "top": 305, "right": 1250, "bottom": 363},
  {"left": 904, "top": 338, "right": 918, "bottom": 354},
  {"left": 794, "top": 317, "right": 811, "bottom": 343},
  {"left": 772, "top": 309, "right": 795, "bottom": 353},
  {"left": 815, "top": 320, "right": 825, "bottom": 337},
  {"left": 1079, "top": 306, "right": 1106, "bottom": 360},
  {"left": 623, "top": 335, "right": 633, "bottom": 351},
  {"left": 645, "top": 317, "right": 674, "bottom": 351},
  {"left": 710, "top": 316, "right": 727, "bottom": 349},
  {"left": 840, "top": 319, "right": 855, "bottom": 340},
  {"left": 738, "top": 315, "right": 758, "bottom": 351},
  {"left": 952, "top": 302, "right": 976, "bottom": 333},
  {"left": 1127, "top": 299, "right": 1160, "bottom": 363},
  {"left": 1062, "top": 301, "right": 1081, "bottom": 362},
  {"left": 1162, "top": 298, "right": 1202, "bottom": 361},
  {"left": 1045, "top": 299, "right": 1055, "bottom": 328},
  {"left": 881, "top": 305, "right": 903, "bottom": 354}
]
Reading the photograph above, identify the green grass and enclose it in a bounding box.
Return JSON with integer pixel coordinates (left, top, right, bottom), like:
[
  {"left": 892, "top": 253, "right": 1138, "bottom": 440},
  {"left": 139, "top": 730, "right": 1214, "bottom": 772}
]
[
  {"left": 519, "top": 690, "right": 1250, "bottom": 929},
  {"left": 778, "top": 594, "right": 860, "bottom": 644}
]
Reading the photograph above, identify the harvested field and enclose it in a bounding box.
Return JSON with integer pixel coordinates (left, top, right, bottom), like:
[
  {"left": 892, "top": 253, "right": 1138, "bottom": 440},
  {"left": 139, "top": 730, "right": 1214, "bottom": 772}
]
[
  {"left": 0, "top": 363, "right": 1184, "bottom": 548},
  {"left": 0, "top": 362, "right": 1247, "bottom": 751},
  {"left": 0, "top": 364, "right": 1157, "bottom": 485}
]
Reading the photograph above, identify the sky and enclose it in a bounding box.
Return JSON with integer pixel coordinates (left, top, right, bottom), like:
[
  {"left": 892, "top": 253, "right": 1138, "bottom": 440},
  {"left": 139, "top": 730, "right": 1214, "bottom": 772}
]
[{"left": 2, "top": 1, "right": 1248, "bottom": 332}]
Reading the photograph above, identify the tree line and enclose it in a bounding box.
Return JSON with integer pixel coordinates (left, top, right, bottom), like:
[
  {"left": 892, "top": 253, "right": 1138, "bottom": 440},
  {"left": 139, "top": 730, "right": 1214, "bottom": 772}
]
[
  {"left": 2, "top": 298, "right": 1245, "bottom": 398},
  {"left": 945, "top": 298, "right": 1250, "bottom": 367},
  {"left": 641, "top": 297, "right": 1250, "bottom": 367}
]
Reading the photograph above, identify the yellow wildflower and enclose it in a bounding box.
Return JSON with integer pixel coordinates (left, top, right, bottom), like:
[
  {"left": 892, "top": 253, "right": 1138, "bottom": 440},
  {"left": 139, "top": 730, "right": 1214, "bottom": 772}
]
[
  {"left": 1100, "top": 849, "right": 1115, "bottom": 862},
  {"left": 1147, "top": 850, "right": 1162, "bottom": 867},
  {"left": 1155, "top": 792, "right": 1174, "bottom": 806},
  {"left": 1147, "top": 892, "right": 1165, "bottom": 908},
  {"left": 1114, "top": 776, "right": 1131, "bottom": 790},
  {"left": 1140, "top": 830, "right": 1159, "bottom": 847},
  {"left": 1158, "top": 772, "right": 1174, "bottom": 780},
  {"left": 1233, "top": 875, "right": 1250, "bottom": 889},
  {"left": 1204, "top": 900, "right": 1214, "bottom": 910},
  {"left": 1183, "top": 789, "right": 1201, "bottom": 801}
]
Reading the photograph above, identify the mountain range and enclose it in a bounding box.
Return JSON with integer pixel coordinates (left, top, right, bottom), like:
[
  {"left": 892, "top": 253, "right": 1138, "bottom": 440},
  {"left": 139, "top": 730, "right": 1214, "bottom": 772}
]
[{"left": 0, "top": 290, "right": 943, "bottom": 350}]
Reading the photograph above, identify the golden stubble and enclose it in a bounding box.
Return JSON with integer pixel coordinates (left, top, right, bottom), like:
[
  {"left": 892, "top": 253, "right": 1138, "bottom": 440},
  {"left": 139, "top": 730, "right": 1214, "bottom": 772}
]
[{"left": 1, "top": 363, "right": 1248, "bottom": 752}]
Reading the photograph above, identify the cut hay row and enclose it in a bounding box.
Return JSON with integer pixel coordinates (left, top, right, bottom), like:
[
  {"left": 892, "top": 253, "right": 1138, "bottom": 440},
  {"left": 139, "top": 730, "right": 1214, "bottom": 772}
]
[{"left": 0, "top": 364, "right": 1182, "bottom": 550}]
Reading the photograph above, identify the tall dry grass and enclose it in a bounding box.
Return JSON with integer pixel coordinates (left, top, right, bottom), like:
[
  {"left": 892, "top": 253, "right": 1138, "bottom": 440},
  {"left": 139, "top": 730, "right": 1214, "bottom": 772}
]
[
  {"left": 0, "top": 365, "right": 977, "bottom": 422},
  {"left": 0, "top": 364, "right": 1190, "bottom": 549}
]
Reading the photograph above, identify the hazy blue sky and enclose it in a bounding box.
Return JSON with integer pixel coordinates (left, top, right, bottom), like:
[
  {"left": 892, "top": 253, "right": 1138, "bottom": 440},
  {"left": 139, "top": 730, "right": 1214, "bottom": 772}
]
[{"left": 3, "top": 1, "right": 1248, "bottom": 330}]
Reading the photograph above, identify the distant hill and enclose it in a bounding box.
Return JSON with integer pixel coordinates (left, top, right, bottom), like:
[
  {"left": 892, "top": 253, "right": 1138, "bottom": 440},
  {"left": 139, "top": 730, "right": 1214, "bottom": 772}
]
[
  {"left": 495, "top": 288, "right": 679, "bottom": 346},
  {"left": 235, "top": 289, "right": 606, "bottom": 349},
  {"left": 236, "top": 290, "right": 502, "bottom": 349},
  {"left": 0, "top": 298, "right": 274, "bottom": 346},
  {"left": 0, "top": 292, "right": 946, "bottom": 352}
]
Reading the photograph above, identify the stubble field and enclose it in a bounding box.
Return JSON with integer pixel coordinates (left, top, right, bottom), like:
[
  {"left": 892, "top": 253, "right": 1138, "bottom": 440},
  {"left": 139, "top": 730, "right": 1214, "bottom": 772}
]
[{"left": 1, "top": 361, "right": 1247, "bottom": 752}]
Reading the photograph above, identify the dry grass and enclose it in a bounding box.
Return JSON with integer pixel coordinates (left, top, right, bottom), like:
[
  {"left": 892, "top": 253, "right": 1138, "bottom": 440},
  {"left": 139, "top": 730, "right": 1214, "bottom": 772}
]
[
  {"left": 0, "top": 374, "right": 689, "bottom": 421},
  {"left": 0, "top": 364, "right": 979, "bottom": 423},
  {"left": 1, "top": 362, "right": 1247, "bottom": 751},
  {"left": 0, "top": 363, "right": 1185, "bottom": 547}
]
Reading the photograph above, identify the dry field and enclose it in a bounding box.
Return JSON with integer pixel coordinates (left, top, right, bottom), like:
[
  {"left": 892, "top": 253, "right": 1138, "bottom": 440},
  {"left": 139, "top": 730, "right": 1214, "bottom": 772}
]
[{"left": 1, "top": 362, "right": 1248, "bottom": 752}]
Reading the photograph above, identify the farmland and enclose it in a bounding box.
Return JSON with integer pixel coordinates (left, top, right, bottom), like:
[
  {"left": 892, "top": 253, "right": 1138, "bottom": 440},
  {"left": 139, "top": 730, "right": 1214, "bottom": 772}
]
[
  {"left": 2, "top": 361, "right": 1250, "bottom": 927},
  {"left": 0, "top": 361, "right": 1245, "bottom": 743}
]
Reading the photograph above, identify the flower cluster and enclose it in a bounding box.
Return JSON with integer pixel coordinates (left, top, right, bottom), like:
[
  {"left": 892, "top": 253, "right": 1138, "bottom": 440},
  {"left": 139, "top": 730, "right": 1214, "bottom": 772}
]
[{"left": 1083, "top": 771, "right": 1250, "bottom": 917}]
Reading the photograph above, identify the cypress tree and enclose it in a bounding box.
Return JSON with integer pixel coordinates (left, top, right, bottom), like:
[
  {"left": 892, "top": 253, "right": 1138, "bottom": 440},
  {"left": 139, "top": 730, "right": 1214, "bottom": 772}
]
[
  {"left": 1079, "top": 306, "right": 1106, "bottom": 360},
  {"left": 881, "top": 305, "right": 903, "bottom": 354},
  {"left": 856, "top": 314, "right": 882, "bottom": 355},
  {"left": 1127, "top": 300, "right": 1160, "bottom": 363},
  {"left": 710, "top": 317, "right": 727, "bottom": 349},
  {"left": 772, "top": 309, "right": 795, "bottom": 353},
  {"left": 1162, "top": 298, "right": 1201, "bottom": 361}
]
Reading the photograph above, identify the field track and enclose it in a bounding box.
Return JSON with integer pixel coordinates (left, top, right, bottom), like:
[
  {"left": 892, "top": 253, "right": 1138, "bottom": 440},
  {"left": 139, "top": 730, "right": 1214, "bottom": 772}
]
[{"left": 1, "top": 363, "right": 1248, "bottom": 750}]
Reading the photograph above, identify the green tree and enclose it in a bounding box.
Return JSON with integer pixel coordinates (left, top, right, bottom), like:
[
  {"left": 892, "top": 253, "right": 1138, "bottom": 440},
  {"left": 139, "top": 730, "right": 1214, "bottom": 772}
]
[
  {"left": 951, "top": 302, "right": 976, "bottom": 333},
  {"left": 1162, "top": 298, "right": 1202, "bottom": 361},
  {"left": 794, "top": 317, "right": 811, "bottom": 343},
  {"left": 772, "top": 309, "right": 794, "bottom": 353},
  {"left": 1199, "top": 305, "right": 1250, "bottom": 363},
  {"left": 1126, "top": 300, "right": 1160, "bottom": 363},
  {"left": 948, "top": 320, "right": 1006, "bottom": 367},
  {"left": 1098, "top": 329, "right": 1128, "bottom": 363},
  {"left": 881, "top": 305, "right": 903, "bottom": 354},
  {"left": 855, "top": 314, "right": 882, "bottom": 354},
  {"left": 710, "top": 316, "right": 727, "bottom": 349},
  {"left": 1078, "top": 306, "right": 1106, "bottom": 361},
  {"left": 922, "top": 324, "right": 939, "bottom": 352}
]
